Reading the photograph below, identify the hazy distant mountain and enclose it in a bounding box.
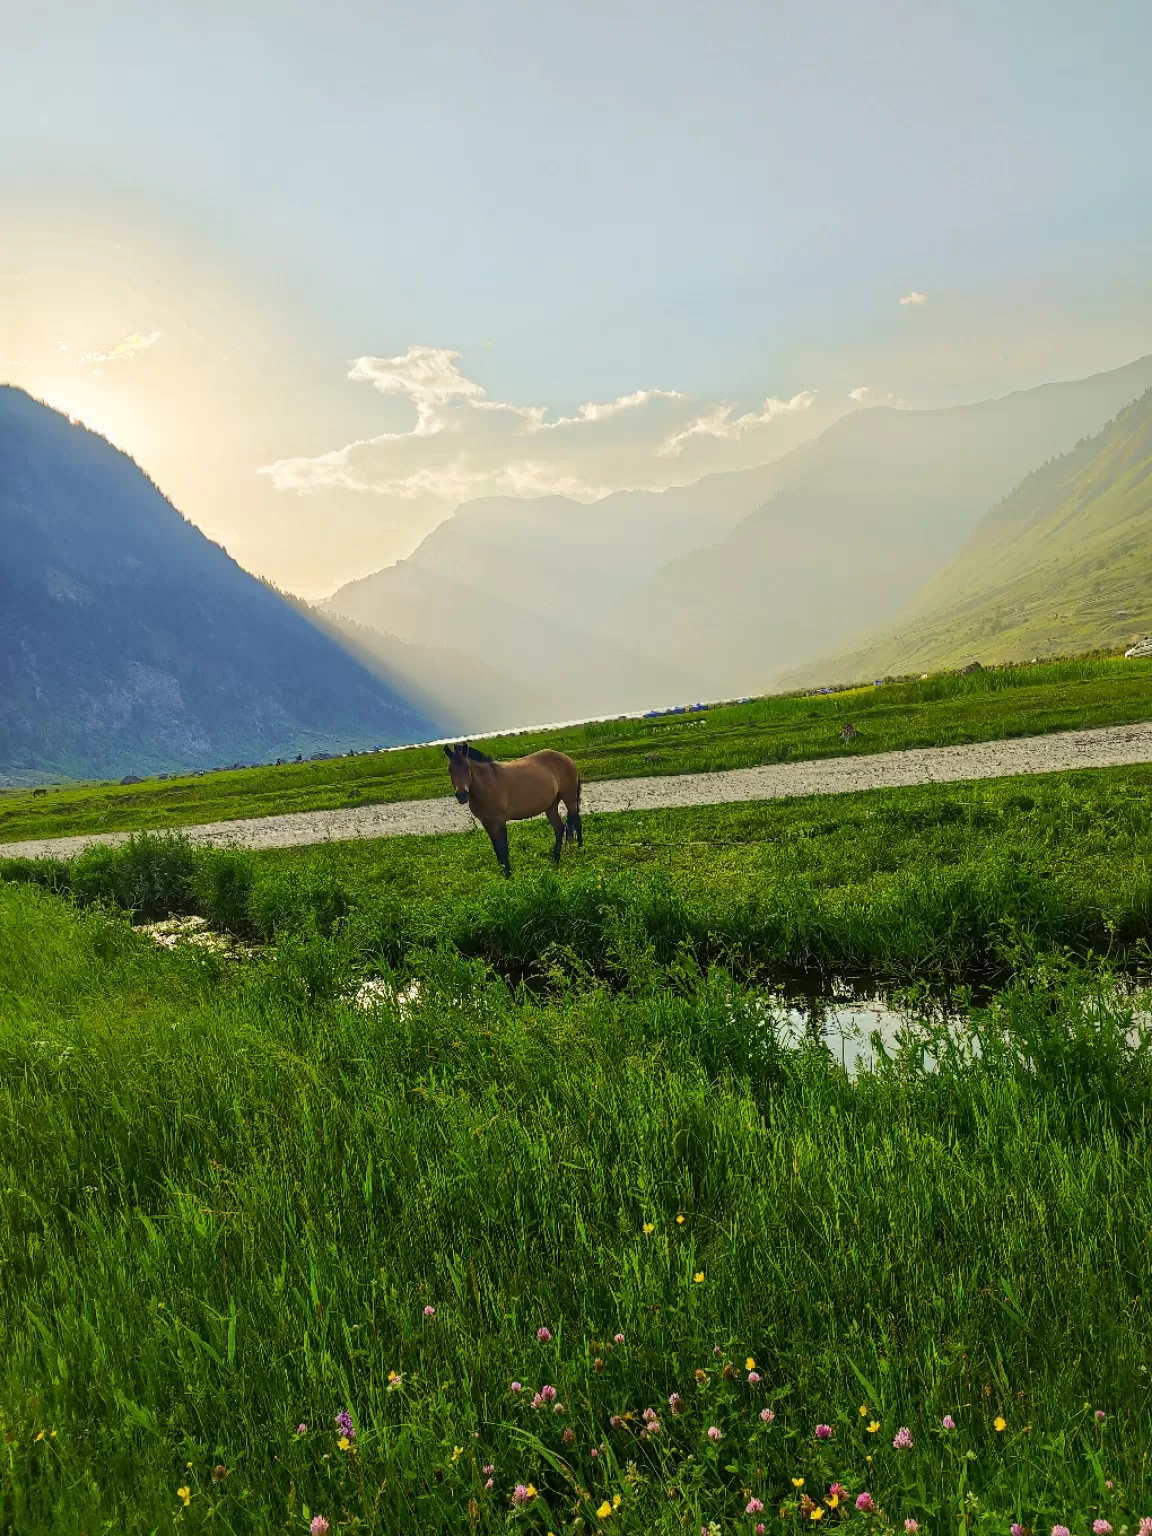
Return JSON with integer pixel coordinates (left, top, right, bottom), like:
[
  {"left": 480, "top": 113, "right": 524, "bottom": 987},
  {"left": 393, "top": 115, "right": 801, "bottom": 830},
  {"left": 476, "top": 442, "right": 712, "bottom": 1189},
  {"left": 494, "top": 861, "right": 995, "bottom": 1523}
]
[
  {"left": 295, "top": 600, "right": 555, "bottom": 735},
  {"left": 782, "top": 388, "right": 1152, "bottom": 684},
  {"left": 597, "top": 355, "right": 1152, "bottom": 693},
  {"left": 389, "top": 463, "right": 798, "bottom": 630},
  {"left": 322, "top": 558, "right": 707, "bottom": 721},
  {"left": 0, "top": 387, "right": 435, "bottom": 782}
]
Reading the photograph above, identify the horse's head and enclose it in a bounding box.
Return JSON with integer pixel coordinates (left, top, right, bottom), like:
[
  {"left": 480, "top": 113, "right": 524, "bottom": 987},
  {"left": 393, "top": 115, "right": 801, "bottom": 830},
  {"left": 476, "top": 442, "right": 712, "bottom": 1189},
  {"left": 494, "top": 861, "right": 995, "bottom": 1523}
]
[{"left": 444, "top": 743, "right": 473, "bottom": 804}]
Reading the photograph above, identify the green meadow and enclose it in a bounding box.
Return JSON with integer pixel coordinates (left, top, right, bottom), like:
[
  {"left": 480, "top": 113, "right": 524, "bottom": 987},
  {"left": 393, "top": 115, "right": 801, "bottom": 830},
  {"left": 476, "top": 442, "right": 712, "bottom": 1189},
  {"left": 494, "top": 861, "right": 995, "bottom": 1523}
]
[
  {"left": 4, "top": 654, "right": 1152, "bottom": 846},
  {"left": 3, "top": 764, "right": 1152, "bottom": 1531}
]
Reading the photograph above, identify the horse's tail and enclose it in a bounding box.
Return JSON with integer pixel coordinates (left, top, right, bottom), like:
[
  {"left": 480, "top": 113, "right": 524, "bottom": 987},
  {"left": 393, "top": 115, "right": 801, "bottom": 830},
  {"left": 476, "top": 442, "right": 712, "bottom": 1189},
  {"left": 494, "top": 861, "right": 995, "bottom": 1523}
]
[{"left": 564, "top": 770, "right": 583, "bottom": 845}]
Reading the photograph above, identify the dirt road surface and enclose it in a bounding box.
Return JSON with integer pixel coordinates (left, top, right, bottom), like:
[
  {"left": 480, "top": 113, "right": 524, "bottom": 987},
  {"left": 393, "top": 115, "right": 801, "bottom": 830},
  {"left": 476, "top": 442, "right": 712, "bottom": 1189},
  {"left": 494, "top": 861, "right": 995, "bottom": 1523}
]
[{"left": 4, "top": 720, "right": 1152, "bottom": 862}]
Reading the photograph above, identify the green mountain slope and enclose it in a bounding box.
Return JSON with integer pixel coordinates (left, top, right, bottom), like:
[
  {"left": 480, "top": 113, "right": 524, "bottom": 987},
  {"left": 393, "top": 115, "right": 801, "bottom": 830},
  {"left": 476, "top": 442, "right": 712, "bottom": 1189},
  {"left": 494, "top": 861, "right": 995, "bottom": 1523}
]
[{"left": 788, "top": 388, "right": 1152, "bottom": 684}]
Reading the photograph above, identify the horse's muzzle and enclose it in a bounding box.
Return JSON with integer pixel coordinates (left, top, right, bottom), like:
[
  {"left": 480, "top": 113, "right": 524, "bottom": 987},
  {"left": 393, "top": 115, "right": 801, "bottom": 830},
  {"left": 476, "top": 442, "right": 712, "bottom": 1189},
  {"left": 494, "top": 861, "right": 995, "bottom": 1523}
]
[{"left": 455, "top": 791, "right": 470, "bottom": 805}]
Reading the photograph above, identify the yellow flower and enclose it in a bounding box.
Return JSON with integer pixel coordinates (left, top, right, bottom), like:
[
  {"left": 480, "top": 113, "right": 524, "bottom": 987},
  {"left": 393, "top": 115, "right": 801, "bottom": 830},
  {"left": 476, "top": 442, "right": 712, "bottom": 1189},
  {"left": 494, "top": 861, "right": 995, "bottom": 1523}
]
[
  {"left": 613, "top": 1494, "right": 622, "bottom": 1509},
  {"left": 451, "top": 1445, "right": 464, "bottom": 1461},
  {"left": 867, "top": 1420, "right": 880, "bottom": 1433},
  {"left": 792, "top": 1477, "right": 805, "bottom": 1488},
  {"left": 694, "top": 1272, "right": 705, "bottom": 1283},
  {"left": 994, "top": 1415, "right": 1006, "bottom": 1432},
  {"left": 527, "top": 1485, "right": 537, "bottom": 1498},
  {"left": 858, "top": 1404, "right": 869, "bottom": 1417},
  {"left": 745, "top": 1357, "right": 756, "bottom": 1371},
  {"left": 177, "top": 1487, "right": 191, "bottom": 1507},
  {"left": 337, "top": 1435, "right": 351, "bottom": 1451},
  {"left": 387, "top": 1369, "right": 401, "bottom": 1383},
  {"left": 34, "top": 1430, "right": 45, "bottom": 1442},
  {"left": 597, "top": 1501, "right": 612, "bottom": 1519},
  {"left": 810, "top": 1508, "right": 825, "bottom": 1522},
  {"left": 676, "top": 1214, "right": 686, "bottom": 1224},
  {"left": 643, "top": 1222, "right": 655, "bottom": 1234},
  {"left": 828, "top": 1494, "right": 840, "bottom": 1509}
]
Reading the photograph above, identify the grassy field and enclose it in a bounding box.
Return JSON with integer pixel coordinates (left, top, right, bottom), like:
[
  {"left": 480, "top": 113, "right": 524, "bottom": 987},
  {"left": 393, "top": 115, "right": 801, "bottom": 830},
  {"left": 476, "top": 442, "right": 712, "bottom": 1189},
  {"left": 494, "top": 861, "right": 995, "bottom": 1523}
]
[
  {"left": 3, "top": 655, "right": 1152, "bottom": 846},
  {"left": 4, "top": 767, "right": 1152, "bottom": 1531}
]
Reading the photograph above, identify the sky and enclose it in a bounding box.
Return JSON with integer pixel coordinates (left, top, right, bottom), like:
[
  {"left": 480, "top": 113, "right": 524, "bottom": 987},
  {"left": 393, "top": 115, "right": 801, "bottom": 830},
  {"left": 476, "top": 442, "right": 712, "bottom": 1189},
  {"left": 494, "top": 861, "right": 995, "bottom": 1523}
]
[{"left": 2, "top": 0, "right": 1151, "bottom": 597}]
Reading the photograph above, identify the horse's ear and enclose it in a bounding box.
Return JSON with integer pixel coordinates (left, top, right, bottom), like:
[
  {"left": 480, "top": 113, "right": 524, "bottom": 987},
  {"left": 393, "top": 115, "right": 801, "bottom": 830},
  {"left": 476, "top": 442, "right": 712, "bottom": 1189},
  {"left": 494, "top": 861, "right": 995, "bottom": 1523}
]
[{"left": 443, "top": 744, "right": 454, "bottom": 758}]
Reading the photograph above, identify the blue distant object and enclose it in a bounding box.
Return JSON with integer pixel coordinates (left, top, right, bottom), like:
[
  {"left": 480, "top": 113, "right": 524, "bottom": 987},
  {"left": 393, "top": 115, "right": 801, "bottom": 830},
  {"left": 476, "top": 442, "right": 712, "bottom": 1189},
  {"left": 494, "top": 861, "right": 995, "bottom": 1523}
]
[{"left": 873, "top": 679, "right": 884, "bottom": 687}]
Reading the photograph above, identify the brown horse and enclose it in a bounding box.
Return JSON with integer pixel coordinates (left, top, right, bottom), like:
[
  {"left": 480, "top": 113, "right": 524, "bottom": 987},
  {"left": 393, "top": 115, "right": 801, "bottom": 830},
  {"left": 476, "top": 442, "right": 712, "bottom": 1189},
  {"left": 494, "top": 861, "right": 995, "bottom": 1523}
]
[{"left": 444, "top": 743, "right": 582, "bottom": 877}]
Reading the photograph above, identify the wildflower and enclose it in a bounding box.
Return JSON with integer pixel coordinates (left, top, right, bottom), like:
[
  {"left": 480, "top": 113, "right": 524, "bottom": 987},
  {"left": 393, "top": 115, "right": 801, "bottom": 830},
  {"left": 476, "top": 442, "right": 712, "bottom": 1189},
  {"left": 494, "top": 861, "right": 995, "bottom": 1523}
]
[
  {"left": 707, "top": 1425, "right": 722, "bottom": 1442},
  {"left": 792, "top": 1479, "right": 805, "bottom": 1489},
  {"left": 648, "top": 1418, "right": 662, "bottom": 1435},
  {"left": 591, "top": 1448, "right": 599, "bottom": 1459},
  {"left": 1096, "top": 1409, "right": 1107, "bottom": 1423},
  {"left": 483, "top": 1465, "right": 494, "bottom": 1476},
  {"left": 609, "top": 1415, "right": 622, "bottom": 1429},
  {"left": 1052, "top": 1527, "right": 1071, "bottom": 1536},
  {"left": 643, "top": 1222, "right": 655, "bottom": 1234},
  {"left": 613, "top": 1496, "right": 622, "bottom": 1509},
  {"left": 177, "top": 1487, "right": 192, "bottom": 1507},
  {"left": 296, "top": 1423, "right": 307, "bottom": 1434},
  {"left": 423, "top": 1305, "right": 436, "bottom": 1317},
  {"left": 748, "top": 1370, "right": 761, "bottom": 1385},
  {"left": 335, "top": 1409, "right": 355, "bottom": 1442},
  {"left": 906, "top": 1524, "right": 919, "bottom": 1534},
  {"left": 695, "top": 1273, "right": 705, "bottom": 1283},
  {"left": 758, "top": 1527, "right": 767, "bottom": 1536},
  {"left": 856, "top": 1494, "right": 876, "bottom": 1513},
  {"left": 563, "top": 1427, "right": 575, "bottom": 1446},
  {"left": 510, "top": 1381, "right": 522, "bottom": 1393},
  {"left": 669, "top": 1393, "right": 684, "bottom": 1414},
  {"left": 1139, "top": 1522, "right": 1152, "bottom": 1536},
  {"left": 994, "top": 1415, "right": 1006, "bottom": 1432},
  {"left": 810, "top": 1509, "right": 825, "bottom": 1523},
  {"left": 553, "top": 1401, "right": 566, "bottom": 1416},
  {"left": 677, "top": 1214, "right": 686, "bottom": 1224},
  {"left": 696, "top": 1369, "right": 709, "bottom": 1383},
  {"left": 451, "top": 1445, "right": 465, "bottom": 1462},
  {"left": 212, "top": 1465, "right": 228, "bottom": 1483},
  {"left": 337, "top": 1436, "right": 351, "bottom": 1451},
  {"left": 598, "top": 1502, "right": 612, "bottom": 1519},
  {"left": 643, "top": 1407, "right": 658, "bottom": 1422},
  {"left": 1011, "top": 1526, "right": 1028, "bottom": 1536},
  {"left": 541, "top": 1384, "right": 558, "bottom": 1404},
  {"left": 867, "top": 1420, "right": 880, "bottom": 1433},
  {"left": 942, "top": 1414, "right": 956, "bottom": 1430},
  {"left": 1095, "top": 1523, "right": 1114, "bottom": 1534},
  {"left": 892, "top": 1426, "right": 913, "bottom": 1450},
  {"left": 485, "top": 1478, "right": 494, "bottom": 1490},
  {"left": 760, "top": 1407, "right": 775, "bottom": 1423},
  {"left": 815, "top": 1424, "right": 833, "bottom": 1440},
  {"left": 387, "top": 1370, "right": 402, "bottom": 1389},
  {"left": 828, "top": 1494, "right": 840, "bottom": 1510},
  {"left": 615, "top": 1333, "right": 625, "bottom": 1344},
  {"left": 537, "top": 1327, "right": 553, "bottom": 1342},
  {"left": 713, "top": 1345, "right": 723, "bottom": 1357},
  {"left": 310, "top": 1519, "right": 330, "bottom": 1536},
  {"left": 746, "top": 1358, "right": 756, "bottom": 1371},
  {"left": 745, "top": 1498, "right": 765, "bottom": 1515},
  {"left": 858, "top": 1404, "right": 869, "bottom": 1417},
  {"left": 829, "top": 1486, "right": 848, "bottom": 1499},
  {"left": 511, "top": 1483, "right": 536, "bottom": 1505}
]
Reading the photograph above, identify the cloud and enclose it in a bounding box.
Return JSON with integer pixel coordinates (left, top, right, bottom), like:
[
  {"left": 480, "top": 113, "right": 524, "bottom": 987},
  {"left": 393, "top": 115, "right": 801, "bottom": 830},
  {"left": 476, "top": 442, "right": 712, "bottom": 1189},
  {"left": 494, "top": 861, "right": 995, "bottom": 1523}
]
[
  {"left": 78, "top": 330, "right": 161, "bottom": 364},
  {"left": 848, "top": 386, "right": 907, "bottom": 408},
  {"left": 259, "top": 346, "right": 831, "bottom": 509},
  {"left": 658, "top": 391, "right": 817, "bottom": 457},
  {"left": 899, "top": 291, "right": 927, "bottom": 306}
]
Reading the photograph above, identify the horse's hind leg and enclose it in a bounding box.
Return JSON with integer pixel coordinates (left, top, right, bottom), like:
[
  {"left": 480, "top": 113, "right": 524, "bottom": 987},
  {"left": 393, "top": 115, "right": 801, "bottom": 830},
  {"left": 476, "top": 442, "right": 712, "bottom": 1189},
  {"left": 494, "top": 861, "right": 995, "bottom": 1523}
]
[
  {"left": 563, "top": 777, "right": 583, "bottom": 846},
  {"left": 546, "top": 797, "right": 565, "bottom": 865}
]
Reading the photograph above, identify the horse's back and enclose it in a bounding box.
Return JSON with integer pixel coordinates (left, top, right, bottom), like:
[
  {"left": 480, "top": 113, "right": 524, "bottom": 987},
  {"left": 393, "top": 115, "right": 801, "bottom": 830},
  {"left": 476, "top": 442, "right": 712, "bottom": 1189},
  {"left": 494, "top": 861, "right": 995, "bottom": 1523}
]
[{"left": 500, "top": 748, "right": 578, "bottom": 816}]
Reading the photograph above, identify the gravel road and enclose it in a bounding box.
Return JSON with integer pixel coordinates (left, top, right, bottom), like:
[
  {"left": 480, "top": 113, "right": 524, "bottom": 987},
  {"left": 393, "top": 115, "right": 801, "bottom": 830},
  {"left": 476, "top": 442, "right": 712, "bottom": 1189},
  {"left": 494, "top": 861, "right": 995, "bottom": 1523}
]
[{"left": 5, "top": 720, "right": 1152, "bottom": 862}]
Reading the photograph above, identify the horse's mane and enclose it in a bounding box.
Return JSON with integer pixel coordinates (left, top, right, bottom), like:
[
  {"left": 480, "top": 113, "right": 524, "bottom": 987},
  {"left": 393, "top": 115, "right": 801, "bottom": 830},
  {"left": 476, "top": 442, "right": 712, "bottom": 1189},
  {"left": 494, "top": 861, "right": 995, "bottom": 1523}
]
[{"left": 465, "top": 745, "right": 494, "bottom": 763}]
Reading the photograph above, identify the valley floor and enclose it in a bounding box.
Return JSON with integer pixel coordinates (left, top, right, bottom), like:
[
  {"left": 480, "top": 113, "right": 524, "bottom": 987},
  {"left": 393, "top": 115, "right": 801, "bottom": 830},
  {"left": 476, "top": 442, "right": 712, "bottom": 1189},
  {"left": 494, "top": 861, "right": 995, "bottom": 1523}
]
[{"left": 6, "top": 716, "right": 1152, "bottom": 860}]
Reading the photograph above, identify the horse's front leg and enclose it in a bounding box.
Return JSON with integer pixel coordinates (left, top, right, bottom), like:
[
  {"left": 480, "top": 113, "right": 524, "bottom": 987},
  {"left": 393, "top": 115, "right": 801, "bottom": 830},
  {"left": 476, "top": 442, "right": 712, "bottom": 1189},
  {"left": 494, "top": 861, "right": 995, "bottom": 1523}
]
[{"left": 485, "top": 820, "right": 511, "bottom": 877}]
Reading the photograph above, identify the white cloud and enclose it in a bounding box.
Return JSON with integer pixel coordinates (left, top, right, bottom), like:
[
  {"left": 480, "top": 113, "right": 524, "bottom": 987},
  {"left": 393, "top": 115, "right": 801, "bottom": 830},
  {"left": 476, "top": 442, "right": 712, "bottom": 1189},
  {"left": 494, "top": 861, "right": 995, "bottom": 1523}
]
[
  {"left": 658, "top": 391, "right": 817, "bottom": 457},
  {"left": 260, "top": 346, "right": 832, "bottom": 509},
  {"left": 899, "top": 291, "right": 927, "bottom": 306},
  {"left": 848, "top": 386, "right": 907, "bottom": 408},
  {"left": 78, "top": 329, "right": 161, "bottom": 364}
]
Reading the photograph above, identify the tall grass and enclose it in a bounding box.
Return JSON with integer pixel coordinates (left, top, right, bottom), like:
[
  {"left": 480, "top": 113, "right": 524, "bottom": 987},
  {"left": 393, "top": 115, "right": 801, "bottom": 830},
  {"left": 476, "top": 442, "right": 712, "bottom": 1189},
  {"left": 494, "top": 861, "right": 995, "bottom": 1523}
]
[{"left": 1, "top": 879, "right": 1151, "bottom": 1531}]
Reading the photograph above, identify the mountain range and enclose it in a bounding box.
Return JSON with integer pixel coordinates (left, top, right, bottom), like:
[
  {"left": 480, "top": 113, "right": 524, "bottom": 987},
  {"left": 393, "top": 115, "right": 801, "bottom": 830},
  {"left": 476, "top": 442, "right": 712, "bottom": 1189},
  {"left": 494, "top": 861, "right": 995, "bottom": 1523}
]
[
  {"left": 0, "top": 387, "right": 435, "bottom": 783},
  {"left": 783, "top": 387, "right": 1152, "bottom": 684},
  {"left": 325, "top": 354, "right": 1152, "bottom": 706}
]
